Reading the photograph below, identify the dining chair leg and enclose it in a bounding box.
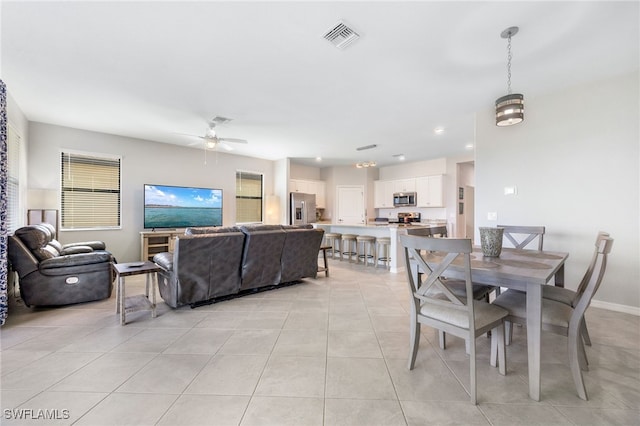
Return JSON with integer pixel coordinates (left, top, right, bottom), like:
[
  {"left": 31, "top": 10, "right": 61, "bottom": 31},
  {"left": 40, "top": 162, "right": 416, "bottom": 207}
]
[
  {"left": 578, "top": 338, "right": 589, "bottom": 372},
  {"left": 438, "top": 330, "right": 446, "bottom": 350},
  {"left": 469, "top": 337, "right": 477, "bottom": 405},
  {"left": 581, "top": 318, "right": 592, "bottom": 346},
  {"left": 408, "top": 319, "right": 420, "bottom": 370},
  {"left": 490, "top": 324, "right": 507, "bottom": 375},
  {"left": 505, "top": 321, "right": 513, "bottom": 345},
  {"left": 569, "top": 324, "right": 588, "bottom": 400}
]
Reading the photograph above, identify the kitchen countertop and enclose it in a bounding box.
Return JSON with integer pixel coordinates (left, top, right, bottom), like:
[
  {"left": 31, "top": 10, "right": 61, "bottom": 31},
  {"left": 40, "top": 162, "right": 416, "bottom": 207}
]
[{"left": 314, "top": 222, "right": 446, "bottom": 229}]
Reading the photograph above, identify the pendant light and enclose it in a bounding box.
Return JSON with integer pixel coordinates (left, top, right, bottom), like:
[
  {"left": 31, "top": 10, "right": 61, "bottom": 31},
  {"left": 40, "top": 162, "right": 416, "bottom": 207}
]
[{"left": 495, "top": 26, "right": 524, "bottom": 126}]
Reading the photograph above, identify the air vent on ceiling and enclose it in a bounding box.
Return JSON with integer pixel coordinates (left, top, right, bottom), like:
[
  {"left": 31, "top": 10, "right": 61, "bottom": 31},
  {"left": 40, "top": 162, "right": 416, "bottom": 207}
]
[
  {"left": 323, "top": 21, "right": 360, "bottom": 49},
  {"left": 211, "top": 116, "right": 232, "bottom": 125},
  {"left": 356, "top": 144, "right": 377, "bottom": 151}
]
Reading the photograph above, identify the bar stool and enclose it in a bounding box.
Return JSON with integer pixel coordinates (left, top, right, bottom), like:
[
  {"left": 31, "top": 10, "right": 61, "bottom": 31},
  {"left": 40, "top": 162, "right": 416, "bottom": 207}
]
[
  {"left": 340, "top": 234, "right": 358, "bottom": 262},
  {"left": 324, "top": 232, "right": 342, "bottom": 259},
  {"left": 356, "top": 235, "right": 376, "bottom": 266},
  {"left": 376, "top": 237, "right": 391, "bottom": 269}
]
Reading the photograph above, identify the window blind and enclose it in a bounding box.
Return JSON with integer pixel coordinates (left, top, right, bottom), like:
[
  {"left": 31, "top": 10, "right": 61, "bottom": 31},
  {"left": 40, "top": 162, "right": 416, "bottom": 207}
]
[
  {"left": 61, "top": 152, "right": 121, "bottom": 229},
  {"left": 235, "top": 171, "right": 263, "bottom": 223}
]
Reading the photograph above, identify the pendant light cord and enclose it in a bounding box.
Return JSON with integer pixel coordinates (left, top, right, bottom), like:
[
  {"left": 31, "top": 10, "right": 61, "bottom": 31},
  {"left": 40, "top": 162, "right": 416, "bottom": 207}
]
[{"left": 506, "top": 33, "right": 513, "bottom": 95}]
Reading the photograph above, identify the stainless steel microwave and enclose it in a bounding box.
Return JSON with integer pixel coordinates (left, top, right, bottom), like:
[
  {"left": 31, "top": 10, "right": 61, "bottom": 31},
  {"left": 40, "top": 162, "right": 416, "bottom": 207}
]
[{"left": 393, "top": 192, "right": 417, "bottom": 207}]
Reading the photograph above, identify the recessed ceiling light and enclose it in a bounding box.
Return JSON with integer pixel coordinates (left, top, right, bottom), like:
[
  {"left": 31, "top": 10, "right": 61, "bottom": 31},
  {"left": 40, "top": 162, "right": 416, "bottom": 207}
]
[
  {"left": 315, "top": 157, "right": 322, "bottom": 162},
  {"left": 434, "top": 127, "right": 445, "bottom": 135},
  {"left": 393, "top": 154, "right": 405, "bottom": 161},
  {"left": 465, "top": 143, "right": 474, "bottom": 150}
]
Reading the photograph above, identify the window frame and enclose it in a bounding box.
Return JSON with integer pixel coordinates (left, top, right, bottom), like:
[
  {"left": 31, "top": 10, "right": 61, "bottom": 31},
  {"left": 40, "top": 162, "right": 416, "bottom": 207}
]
[
  {"left": 235, "top": 170, "right": 264, "bottom": 224},
  {"left": 60, "top": 149, "right": 122, "bottom": 231}
]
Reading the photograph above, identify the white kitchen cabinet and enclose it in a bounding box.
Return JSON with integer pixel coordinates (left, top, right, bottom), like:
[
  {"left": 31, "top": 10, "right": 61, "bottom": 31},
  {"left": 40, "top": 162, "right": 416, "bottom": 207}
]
[
  {"left": 393, "top": 178, "right": 416, "bottom": 193},
  {"left": 374, "top": 180, "right": 395, "bottom": 208},
  {"left": 290, "top": 179, "right": 326, "bottom": 208},
  {"left": 416, "top": 175, "right": 443, "bottom": 207}
]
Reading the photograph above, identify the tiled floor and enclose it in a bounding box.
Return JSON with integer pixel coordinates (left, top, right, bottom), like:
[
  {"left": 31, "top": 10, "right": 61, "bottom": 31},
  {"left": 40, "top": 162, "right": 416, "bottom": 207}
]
[{"left": 1, "top": 260, "right": 639, "bottom": 425}]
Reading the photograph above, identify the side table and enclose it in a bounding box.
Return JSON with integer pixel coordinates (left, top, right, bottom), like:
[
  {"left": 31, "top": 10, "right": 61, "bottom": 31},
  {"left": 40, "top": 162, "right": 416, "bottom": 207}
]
[{"left": 113, "top": 261, "right": 160, "bottom": 325}]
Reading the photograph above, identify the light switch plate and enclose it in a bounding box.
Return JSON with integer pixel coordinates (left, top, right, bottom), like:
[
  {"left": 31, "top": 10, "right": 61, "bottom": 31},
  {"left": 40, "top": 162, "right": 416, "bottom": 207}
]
[
  {"left": 487, "top": 212, "right": 498, "bottom": 221},
  {"left": 504, "top": 186, "right": 517, "bottom": 195}
]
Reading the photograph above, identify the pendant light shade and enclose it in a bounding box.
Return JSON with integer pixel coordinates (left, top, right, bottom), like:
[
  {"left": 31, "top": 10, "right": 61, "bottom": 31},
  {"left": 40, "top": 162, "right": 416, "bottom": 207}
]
[
  {"left": 495, "top": 26, "right": 524, "bottom": 127},
  {"left": 495, "top": 93, "right": 524, "bottom": 126}
]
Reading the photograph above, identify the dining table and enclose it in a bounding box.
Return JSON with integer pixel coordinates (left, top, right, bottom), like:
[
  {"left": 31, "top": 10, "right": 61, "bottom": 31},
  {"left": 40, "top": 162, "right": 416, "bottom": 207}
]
[{"left": 423, "top": 246, "right": 569, "bottom": 401}]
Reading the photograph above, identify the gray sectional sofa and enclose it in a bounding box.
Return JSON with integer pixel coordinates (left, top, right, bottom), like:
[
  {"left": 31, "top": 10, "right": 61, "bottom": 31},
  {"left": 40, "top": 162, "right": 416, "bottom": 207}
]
[{"left": 153, "top": 224, "right": 325, "bottom": 308}]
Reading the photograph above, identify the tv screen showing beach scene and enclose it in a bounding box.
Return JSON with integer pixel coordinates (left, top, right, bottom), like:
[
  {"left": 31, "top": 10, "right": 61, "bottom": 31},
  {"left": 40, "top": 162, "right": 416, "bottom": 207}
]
[{"left": 144, "top": 184, "right": 223, "bottom": 229}]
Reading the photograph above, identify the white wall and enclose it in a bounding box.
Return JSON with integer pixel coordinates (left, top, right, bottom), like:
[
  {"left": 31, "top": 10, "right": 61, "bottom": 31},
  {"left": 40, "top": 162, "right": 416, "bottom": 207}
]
[
  {"left": 475, "top": 71, "right": 639, "bottom": 311},
  {"left": 27, "top": 122, "right": 276, "bottom": 262}
]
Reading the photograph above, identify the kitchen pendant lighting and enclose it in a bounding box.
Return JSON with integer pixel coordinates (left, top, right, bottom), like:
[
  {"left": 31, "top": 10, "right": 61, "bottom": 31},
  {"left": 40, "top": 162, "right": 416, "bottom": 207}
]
[{"left": 495, "top": 26, "right": 524, "bottom": 127}]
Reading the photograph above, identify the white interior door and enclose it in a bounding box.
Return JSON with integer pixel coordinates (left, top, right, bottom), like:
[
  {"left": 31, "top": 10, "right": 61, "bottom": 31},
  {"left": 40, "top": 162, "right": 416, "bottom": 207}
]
[{"left": 336, "top": 185, "right": 365, "bottom": 225}]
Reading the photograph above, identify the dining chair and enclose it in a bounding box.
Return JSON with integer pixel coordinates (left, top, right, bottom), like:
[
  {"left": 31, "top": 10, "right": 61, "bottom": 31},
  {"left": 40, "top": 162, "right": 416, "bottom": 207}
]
[
  {"left": 400, "top": 234, "right": 508, "bottom": 405},
  {"left": 540, "top": 231, "right": 610, "bottom": 348},
  {"left": 497, "top": 225, "right": 545, "bottom": 250},
  {"left": 491, "top": 236, "right": 613, "bottom": 400}
]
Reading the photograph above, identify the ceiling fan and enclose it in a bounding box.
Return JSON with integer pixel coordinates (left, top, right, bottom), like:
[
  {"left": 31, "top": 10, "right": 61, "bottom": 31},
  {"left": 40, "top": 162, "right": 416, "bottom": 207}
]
[{"left": 186, "top": 116, "right": 248, "bottom": 152}]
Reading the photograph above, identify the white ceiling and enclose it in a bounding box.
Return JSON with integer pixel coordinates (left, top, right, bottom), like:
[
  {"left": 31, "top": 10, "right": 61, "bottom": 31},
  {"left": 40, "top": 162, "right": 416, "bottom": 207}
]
[{"left": 2, "top": 1, "right": 638, "bottom": 167}]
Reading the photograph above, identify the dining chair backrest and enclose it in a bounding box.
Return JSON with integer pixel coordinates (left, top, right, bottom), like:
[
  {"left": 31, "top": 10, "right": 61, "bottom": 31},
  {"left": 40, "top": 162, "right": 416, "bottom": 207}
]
[
  {"left": 571, "top": 231, "right": 610, "bottom": 306},
  {"left": 405, "top": 227, "right": 433, "bottom": 237},
  {"left": 401, "top": 235, "right": 474, "bottom": 313},
  {"left": 498, "top": 225, "right": 545, "bottom": 250},
  {"left": 429, "top": 225, "right": 448, "bottom": 238},
  {"left": 571, "top": 237, "right": 613, "bottom": 326}
]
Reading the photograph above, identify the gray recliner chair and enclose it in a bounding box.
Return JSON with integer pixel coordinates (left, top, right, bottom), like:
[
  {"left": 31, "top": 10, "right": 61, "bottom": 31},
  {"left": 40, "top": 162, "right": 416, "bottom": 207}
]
[{"left": 8, "top": 224, "right": 115, "bottom": 307}]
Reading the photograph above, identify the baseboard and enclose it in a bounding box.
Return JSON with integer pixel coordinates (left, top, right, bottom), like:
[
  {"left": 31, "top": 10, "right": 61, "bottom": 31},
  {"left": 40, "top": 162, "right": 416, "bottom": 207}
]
[{"left": 591, "top": 299, "right": 640, "bottom": 316}]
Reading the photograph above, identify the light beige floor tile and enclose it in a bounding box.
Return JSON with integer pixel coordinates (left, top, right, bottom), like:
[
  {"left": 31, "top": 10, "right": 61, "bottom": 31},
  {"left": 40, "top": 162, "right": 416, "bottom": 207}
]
[
  {"left": 240, "top": 396, "right": 324, "bottom": 426},
  {"left": 283, "top": 311, "right": 328, "bottom": 330},
  {"left": 237, "top": 311, "right": 288, "bottom": 329},
  {"left": 5, "top": 326, "right": 99, "bottom": 352},
  {"left": 0, "top": 389, "right": 42, "bottom": 412},
  {"left": 328, "top": 311, "right": 373, "bottom": 331},
  {"left": 255, "top": 356, "right": 325, "bottom": 397},
  {"left": 157, "top": 394, "right": 250, "bottom": 426},
  {"left": 325, "top": 357, "right": 396, "bottom": 400},
  {"left": 219, "top": 329, "right": 279, "bottom": 355},
  {"left": 3, "top": 391, "right": 108, "bottom": 426},
  {"left": 480, "top": 403, "right": 574, "bottom": 425},
  {"left": 272, "top": 330, "right": 327, "bottom": 357},
  {"left": 327, "top": 330, "right": 382, "bottom": 358},
  {"left": 555, "top": 406, "right": 640, "bottom": 425},
  {"left": 57, "top": 326, "right": 144, "bottom": 353},
  {"left": 376, "top": 331, "right": 411, "bottom": 359},
  {"left": 386, "top": 356, "right": 470, "bottom": 402},
  {"left": 1, "top": 352, "right": 101, "bottom": 391},
  {"left": 117, "top": 354, "right": 209, "bottom": 394},
  {"left": 162, "top": 328, "right": 232, "bottom": 354},
  {"left": 195, "top": 311, "right": 249, "bottom": 329},
  {"left": 324, "top": 398, "right": 406, "bottom": 426},
  {"left": 401, "top": 400, "right": 490, "bottom": 426},
  {"left": 110, "top": 327, "right": 189, "bottom": 353},
  {"left": 144, "top": 310, "right": 209, "bottom": 328},
  {"left": 1, "top": 350, "right": 52, "bottom": 376},
  {"left": 73, "top": 392, "right": 178, "bottom": 426},
  {"left": 186, "top": 354, "right": 268, "bottom": 395},
  {"left": 0, "top": 326, "right": 52, "bottom": 349},
  {"left": 52, "top": 352, "right": 155, "bottom": 392}
]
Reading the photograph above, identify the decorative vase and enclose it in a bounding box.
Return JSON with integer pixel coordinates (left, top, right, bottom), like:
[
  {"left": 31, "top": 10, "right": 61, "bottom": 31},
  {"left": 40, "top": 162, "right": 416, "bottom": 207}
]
[{"left": 479, "top": 227, "right": 504, "bottom": 257}]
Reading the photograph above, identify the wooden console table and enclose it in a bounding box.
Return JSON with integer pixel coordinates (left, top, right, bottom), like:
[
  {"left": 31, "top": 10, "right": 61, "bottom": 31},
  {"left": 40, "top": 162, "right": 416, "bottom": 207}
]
[{"left": 113, "top": 261, "right": 160, "bottom": 325}]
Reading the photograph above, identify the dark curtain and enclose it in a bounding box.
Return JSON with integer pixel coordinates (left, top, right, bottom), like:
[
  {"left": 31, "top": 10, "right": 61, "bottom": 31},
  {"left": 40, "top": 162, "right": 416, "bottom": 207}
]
[{"left": 1, "top": 80, "right": 8, "bottom": 325}]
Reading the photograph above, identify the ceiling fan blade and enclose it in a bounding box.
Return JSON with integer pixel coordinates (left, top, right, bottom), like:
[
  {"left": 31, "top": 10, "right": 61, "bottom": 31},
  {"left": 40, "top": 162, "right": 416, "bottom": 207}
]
[
  {"left": 220, "top": 142, "right": 234, "bottom": 151},
  {"left": 218, "top": 137, "right": 248, "bottom": 144}
]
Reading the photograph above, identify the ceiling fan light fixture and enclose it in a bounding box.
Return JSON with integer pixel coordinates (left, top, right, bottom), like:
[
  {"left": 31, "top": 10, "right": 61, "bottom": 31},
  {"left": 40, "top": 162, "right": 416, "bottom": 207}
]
[
  {"left": 355, "top": 161, "right": 376, "bottom": 168},
  {"left": 495, "top": 26, "right": 524, "bottom": 127}
]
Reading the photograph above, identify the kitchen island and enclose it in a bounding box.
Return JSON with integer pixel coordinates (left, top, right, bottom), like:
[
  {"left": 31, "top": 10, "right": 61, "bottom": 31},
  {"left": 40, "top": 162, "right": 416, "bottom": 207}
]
[{"left": 313, "top": 222, "right": 447, "bottom": 273}]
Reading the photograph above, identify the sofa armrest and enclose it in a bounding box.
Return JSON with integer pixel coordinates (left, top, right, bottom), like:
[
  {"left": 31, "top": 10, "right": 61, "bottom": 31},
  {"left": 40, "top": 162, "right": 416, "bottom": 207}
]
[
  {"left": 61, "top": 245, "right": 94, "bottom": 255},
  {"left": 40, "top": 252, "right": 112, "bottom": 270},
  {"left": 153, "top": 252, "right": 174, "bottom": 272}
]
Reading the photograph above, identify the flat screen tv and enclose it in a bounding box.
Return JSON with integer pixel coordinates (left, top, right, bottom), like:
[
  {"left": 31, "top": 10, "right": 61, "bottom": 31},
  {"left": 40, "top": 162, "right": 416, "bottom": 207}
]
[{"left": 144, "top": 184, "right": 223, "bottom": 229}]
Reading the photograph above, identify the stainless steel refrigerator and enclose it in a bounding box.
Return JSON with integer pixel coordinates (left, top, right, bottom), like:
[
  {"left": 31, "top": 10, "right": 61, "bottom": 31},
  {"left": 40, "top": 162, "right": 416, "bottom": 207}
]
[{"left": 290, "top": 192, "right": 317, "bottom": 225}]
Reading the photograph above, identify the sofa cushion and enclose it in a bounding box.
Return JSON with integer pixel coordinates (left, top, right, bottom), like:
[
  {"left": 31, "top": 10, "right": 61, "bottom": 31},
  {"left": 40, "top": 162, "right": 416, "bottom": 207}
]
[
  {"left": 33, "top": 245, "right": 59, "bottom": 261},
  {"left": 185, "top": 226, "right": 240, "bottom": 235},
  {"left": 15, "top": 226, "right": 51, "bottom": 251}
]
